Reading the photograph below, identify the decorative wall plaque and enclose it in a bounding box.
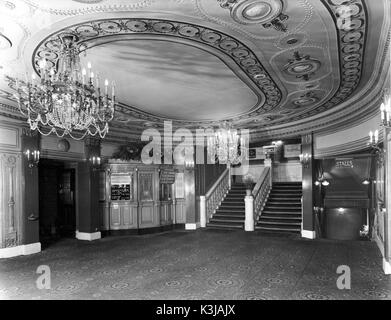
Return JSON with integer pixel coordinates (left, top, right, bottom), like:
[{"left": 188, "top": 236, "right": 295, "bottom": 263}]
[{"left": 139, "top": 173, "right": 153, "bottom": 201}]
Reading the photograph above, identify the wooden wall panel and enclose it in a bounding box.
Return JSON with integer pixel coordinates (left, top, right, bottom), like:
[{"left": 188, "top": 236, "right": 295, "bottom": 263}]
[
  {"left": 175, "top": 200, "right": 186, "bottom": 224},
  {"left": 273, "top": 162, "right": 302, "bottom": 182},
  {"left": 139, "top": 205, "right": 156, "bottom": 228},
  {"left": 0, "top": 152, "right": 22, "bottom": 248}
]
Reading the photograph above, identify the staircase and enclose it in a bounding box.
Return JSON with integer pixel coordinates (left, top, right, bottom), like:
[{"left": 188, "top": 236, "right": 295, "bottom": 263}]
[
  {"left": 256, "top": 182, "right": 302, "bottom": 234},
  {"left": 206, "top": 183, "right": 246, "bottom": 230}
]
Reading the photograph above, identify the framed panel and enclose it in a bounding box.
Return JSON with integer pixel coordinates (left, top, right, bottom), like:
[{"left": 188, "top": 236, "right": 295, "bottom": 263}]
[
  {"left": 139, "top": 172, "right": 153, "bottom": 201},
  {"left": 284, "top": 144, "right": 301, "bottom": 158},
  {"left": 246, "top": 147, "right": 265, "bottom": 160},
  {"left": 376, "top": 160, "right": 385, "bottom": 203},
  {"left": 110, "top": 174, "right": 132, "bottom": 201},
  {"left": 175, "top": 172, "right": 185, "bottom": 199}
]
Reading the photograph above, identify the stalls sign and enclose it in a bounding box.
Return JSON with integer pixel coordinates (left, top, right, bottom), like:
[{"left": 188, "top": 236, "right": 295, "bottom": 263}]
[{"left": 335, "top": 158, "right": 354, "bottom": 168}]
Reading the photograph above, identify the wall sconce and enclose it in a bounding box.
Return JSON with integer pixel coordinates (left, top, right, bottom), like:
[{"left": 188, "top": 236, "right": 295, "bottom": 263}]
[
  {"left": 89, "top": 156, "right": 101, "bottom": 170},
  {"left": 185, "top": 159, "right": 195, "bottom": 170},
  {"left": 380, "top": 90, "right": 391, "bottom": 128},
  {"left": 25, "top": 149, "right": 40, "bottom": 168},
  {"left": 362, "top": 179, "right": 370, "bottom": 185},
  {"left": 315, "top": 179, "right": 330, "bottom": 187},
  {"left": 299, "top": 153, "right": 311, "bottom": 168},
  {"left": 368, "top": 129, "right": 385, "bottom": 165}
]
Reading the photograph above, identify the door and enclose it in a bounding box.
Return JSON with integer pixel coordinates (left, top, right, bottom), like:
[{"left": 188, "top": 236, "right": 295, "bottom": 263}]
[{"left": 58, "top": 169, "right": 76, "bottom": 237}]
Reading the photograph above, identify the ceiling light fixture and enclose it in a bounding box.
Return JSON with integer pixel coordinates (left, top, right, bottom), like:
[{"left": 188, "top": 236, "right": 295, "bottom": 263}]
[
  {"left": 7, "top": 34, "right": 115, "bottom": 140},
  {"left": 208, "top": 121, "right": 244, "bottom": 165}
]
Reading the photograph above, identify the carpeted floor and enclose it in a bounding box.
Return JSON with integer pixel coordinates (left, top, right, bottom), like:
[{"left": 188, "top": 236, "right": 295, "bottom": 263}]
[{"left": 0, "top": 229, "right": 390, "bottom": 300}]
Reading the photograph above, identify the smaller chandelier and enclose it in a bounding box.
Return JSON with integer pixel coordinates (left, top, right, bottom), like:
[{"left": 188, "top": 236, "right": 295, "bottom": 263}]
[
  {"left": 8, "top": 34, "right": 115, "bottom": 140},
  {"left": 208, "top": 121, "right": 244, "bottom": 165}
]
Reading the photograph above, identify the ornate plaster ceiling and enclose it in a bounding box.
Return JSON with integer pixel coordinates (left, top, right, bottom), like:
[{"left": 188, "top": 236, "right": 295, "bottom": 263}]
[{"left": 0, "top": 0, "right": 389, "bottom": 142}]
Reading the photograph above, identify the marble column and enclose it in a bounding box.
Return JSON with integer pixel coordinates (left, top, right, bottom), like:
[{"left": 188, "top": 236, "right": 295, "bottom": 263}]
[
  {"left": 76, "top": 137, "right": 101, "bottom": 241},
  {"left": 384, "top": 127, "right": 391, "bottom": 274},
  {"left": 301, "top": 133, "right": 316, "bottom": 239}
]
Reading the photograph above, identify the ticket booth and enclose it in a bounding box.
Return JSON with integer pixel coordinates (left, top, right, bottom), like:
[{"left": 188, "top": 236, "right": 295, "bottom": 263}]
[{"left": 99, "top": 161, "right": 187, "bottom": 235}]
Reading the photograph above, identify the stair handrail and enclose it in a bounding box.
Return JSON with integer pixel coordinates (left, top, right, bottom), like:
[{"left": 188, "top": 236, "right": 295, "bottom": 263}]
[
  {"left": 252, "top": 167, "right": 271, "bottom": 220},
  {"left": 202, "top": 168, "right": 230, "bottom": 225}
]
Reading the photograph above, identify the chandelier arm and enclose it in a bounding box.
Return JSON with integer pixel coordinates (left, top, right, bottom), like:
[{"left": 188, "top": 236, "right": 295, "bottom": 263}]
[
  {"left": 68, "top": 130, "right": 89, "bottom": 141},
  {"left": 17, "top": 100, "right": 28, "bottom": 117},
  {"left": 36, "top": 125, "right": 55, "bottom": 137}
]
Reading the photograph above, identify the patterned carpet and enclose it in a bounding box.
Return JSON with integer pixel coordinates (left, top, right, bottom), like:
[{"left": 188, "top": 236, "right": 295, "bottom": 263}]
[{"left": 0, "top": 229, "right": 390, "bottom": 300}]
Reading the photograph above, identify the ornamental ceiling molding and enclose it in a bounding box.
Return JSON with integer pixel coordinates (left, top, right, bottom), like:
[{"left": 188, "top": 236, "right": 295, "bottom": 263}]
[
  {"left": 256, "top": 6, "right": 390, "bottom": 139},
  {"left": 31, "top": 17, "right": 282, "bottom": 123},
  {"left": 216, "top": 0, "right": 289, "bottom": 32},
  {"left": 195, "top": 0, "right": 314, "bottom": 41},
  {"left": 22, "top": 0, "right": 154, "bottom": 16},
  {"left": 249, "top": 0, "right": 368, "bottom": 128},
  {"left": 251, "top": 54, "right": 388, "bottom": 139}
]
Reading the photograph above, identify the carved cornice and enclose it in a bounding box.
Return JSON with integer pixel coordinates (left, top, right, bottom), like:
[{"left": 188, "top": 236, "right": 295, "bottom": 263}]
[{"left": 314, "top": 136, "right": 371, "bottom": 158}]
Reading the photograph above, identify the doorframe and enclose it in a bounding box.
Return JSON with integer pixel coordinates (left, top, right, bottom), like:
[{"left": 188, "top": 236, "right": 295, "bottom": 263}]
[{"left": 64, "top": 161, "right": 79, "bottom": 235}]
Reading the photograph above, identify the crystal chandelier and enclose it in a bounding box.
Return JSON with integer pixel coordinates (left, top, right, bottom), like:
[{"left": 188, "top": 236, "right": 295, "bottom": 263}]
[
  {"left": 7, "top": 34, "right": 115, "bottom": 140},
  {"left": 208, "top": 121, "right": 244, "bottom": 165}
]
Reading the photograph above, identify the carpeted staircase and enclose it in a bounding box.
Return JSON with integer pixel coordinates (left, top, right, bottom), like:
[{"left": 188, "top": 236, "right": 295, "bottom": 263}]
[
  {"left": 206, "top": 183, "right": 246, "bottom": 230},
  {"left": 256, "top": 182, "right": 302, "bottom": 234}
]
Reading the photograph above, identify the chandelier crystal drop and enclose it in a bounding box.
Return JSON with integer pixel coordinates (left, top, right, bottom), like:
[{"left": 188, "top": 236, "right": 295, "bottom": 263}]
[
  {"left": 8, "top": 34, "right": 115, "bottom": 140},
  {"left": 208, "top": 121, "right": 244, "bottom": 165}
]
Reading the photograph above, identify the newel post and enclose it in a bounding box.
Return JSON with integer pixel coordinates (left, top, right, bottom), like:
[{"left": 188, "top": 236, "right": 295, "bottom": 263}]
[
  {"left": 200, "top": 196, "right": 207, "bottom": 228},
  {"left": 264, "top": 158, "right": 272, "bottom": 186},
  {"left": 245, "top": 195, "right": 255, "bottom": 231}
]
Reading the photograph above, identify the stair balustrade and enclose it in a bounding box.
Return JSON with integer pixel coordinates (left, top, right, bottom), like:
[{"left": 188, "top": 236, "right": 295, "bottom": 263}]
[
  {"left": 200, "top": 168, "right": 230, "bottom": 228},
  {"left": 244, "top": 167, "right": 271, "bottom": 231},
  {"left": 253, "top": 167, "right": 272, "bottom": 220}
]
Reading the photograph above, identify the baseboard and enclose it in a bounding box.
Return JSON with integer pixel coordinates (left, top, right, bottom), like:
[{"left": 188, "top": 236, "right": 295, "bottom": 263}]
[
  {"left": 185, "top": 223, "right": 200, "bottom": 230},
  {"left": 383, "top": 258, "right": 391, "bottom": 275},
  {"left": 0, "top": 242, "right": 41, "bottom": 259},
  {"left": 102, "top": 224, "right": 184, "bottom": 237},
  {"left": 76, "top": 231, "right": 101, "bottom": 241},
  {"left": 301, "top": 230, "right": 316, "bottom": 239}
]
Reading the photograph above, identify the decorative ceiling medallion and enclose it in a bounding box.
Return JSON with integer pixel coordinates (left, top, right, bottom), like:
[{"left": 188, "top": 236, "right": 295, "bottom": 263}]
[
  {"left": 284, "top": 51, "right": 321, "bottom": 81},
  {"left": 32, "top": 18, "right": 282, "bottom": 124},
  {"left": 0, "top": 33, "right": 12, "bottom": 49},
  {"left": 291, "top": 91, "right": 320, "bottom": 108},
  {"left": 217, "top": 0, "right": 289, "bottom": 32}
]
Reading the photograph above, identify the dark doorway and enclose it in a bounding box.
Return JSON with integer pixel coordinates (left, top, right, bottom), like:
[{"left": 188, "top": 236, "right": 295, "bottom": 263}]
[{"left": 39, "top": 159, "right": 76, "bottom": 245}]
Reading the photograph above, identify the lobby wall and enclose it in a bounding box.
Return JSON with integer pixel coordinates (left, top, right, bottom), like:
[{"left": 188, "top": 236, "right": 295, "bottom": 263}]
[{"left": 314, "top": 114, "right": 380, "bottom": 157}]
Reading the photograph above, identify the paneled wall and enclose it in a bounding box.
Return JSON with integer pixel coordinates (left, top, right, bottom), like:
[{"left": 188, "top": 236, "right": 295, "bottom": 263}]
[
  {"left": 195, "top": 148, "right": 226, "bottom": 196},
  {"left": 0, "top": 152, "right": 23, "bottom": 248},
  {"left": 272, "top": 161, "right": 302, "bottom": 182},
  {"left": 0, "top": 122, "right": 23, "bottom": 249}
]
